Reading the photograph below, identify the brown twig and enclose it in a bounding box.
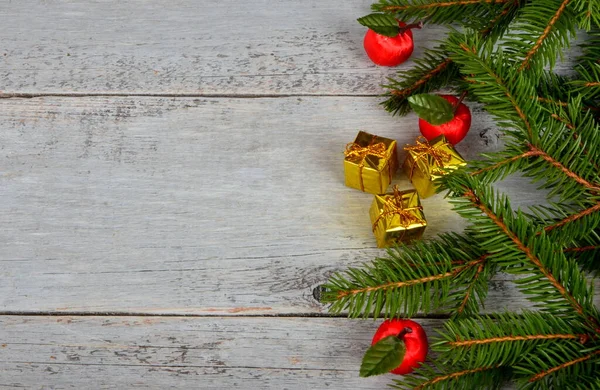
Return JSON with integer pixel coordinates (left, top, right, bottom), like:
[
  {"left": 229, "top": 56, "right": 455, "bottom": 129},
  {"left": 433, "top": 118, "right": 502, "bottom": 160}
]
[
  {"left": 537, "top": 96, "right": 569, "bottom": 106},
  {"left": 545, "top": 202, "right": 600, "bottom": 232},
  {"left": 457, "top": 260, "right": 486, "bottom": 315},
  {"left": 528, "top": 144, "right": 600, "bottom": 193},
  {"left": 542, "top": 116, "right": 599, "bottom": 171},
  {"left": 414, "top": 366, "right": 499, "bottom": 389},
  {"left": 463, "top": 190, "right": 596, "bottom": 327},
  {"left": 336, "top": 258, "right": 486, "bottom": 299},
  {"left": 450, "top": 333, "right": 580, "bottom": 347},
  {"left": 470, "top": 150, "right": 542, "bottom": 176},
  {"left": 391, "top": 58, "right": 453, "bottom": 98},
  {"left": 454, "top": 90, "right": 468, "bottom": 114},
  {"left": 563, "top": 245, "right": 600, "bottom": 253},
  {"left": 459, "top": 45, "right": 533, "bottom": 137},
  {"left": 480, "top": 0, "right": 520, "bottom": 37},
  {"left": 529, "top": 350, "right": 600, "bottom": 382},
  {"left": 518, "top": 0, "right": 571, "bottom": 71},
  {"left": 550, "top": 113, "right": 576, "bottom": 130},
  {"left": 398, "top": 21, "right": 423, "bottom": 35},
  {"left": 382, "top": 0, "right": 509, "bottom": 11}
]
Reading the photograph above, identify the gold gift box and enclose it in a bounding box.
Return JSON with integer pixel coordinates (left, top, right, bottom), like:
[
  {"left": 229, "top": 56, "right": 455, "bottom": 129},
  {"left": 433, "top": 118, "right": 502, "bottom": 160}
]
[
  {"left": 344, "top": 131, "right": 398, "bottom": 194},
  {"left": 369, "top": 186, "right": 427, "bottom": 248},
  {"left": 403, "top": 135, "right": 467, "bottom": 198}
]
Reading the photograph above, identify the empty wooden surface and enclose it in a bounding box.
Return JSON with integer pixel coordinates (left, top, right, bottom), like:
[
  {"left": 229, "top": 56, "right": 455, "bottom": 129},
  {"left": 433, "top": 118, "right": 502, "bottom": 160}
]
[{"left": 0, "top": 1, "right": 596, "bottom": 388}]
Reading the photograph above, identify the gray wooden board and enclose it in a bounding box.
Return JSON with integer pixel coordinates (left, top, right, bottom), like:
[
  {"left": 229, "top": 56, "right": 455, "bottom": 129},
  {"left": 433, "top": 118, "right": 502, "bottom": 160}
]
[
  {"left": 2, "top": 1, "right": 596, "bottom": 388},
  {"left": 0, "top": 315, "right": 445, "bottom": 389},
  {"left": 0, "top": 0, "right": 578, "bottom": 96},
  {"left": 2, "top": 96, "right": 598, "bottom": 315}
]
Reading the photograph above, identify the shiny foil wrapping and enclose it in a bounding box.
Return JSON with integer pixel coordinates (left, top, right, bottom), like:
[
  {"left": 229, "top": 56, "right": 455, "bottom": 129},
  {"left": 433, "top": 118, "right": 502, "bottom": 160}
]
[
  {"left": 369, "top": 187, "right": 427, "bottom": 248},
  {"left": 344, "top": 131, "right": 398, "bottom": 194},
  {"left": 402, "top": 135, "right": 467, "bottom": 198}
]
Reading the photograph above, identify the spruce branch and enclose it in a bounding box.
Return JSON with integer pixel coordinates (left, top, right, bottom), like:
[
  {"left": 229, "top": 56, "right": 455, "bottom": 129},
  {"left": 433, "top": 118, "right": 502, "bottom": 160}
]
[
  {"left": 572, "top": 1, "right": 600, "bottom": 30},
  {"left": 434, "top": 312, "right": 589, "bottom": 367},
  {"left": 537, "top": 96, "right": 569, "bottom": 107},
  {"left": 412, "top": 366, "right": 501, "bottom": 389},
  {"left": 469, "top": 145, "right": 542, "bottom": 182},
  {"left": 446, "top": 33, "right": 540, "bottom": 139},
  {"left": 371, "top": 0, "right": 509, "bottom": 26},
  {"left": 544, "top": 202, "right": 600, "bottom": 232},
  {"left": 525, "top": 202, "right": 600, "bottom": 244},
  {"left": 443, "top": 174, "right": 600, "bottom": 330},
  {"left": 576, "top": 29, "right": 600, "bottom": 71},
  {"left": 382, "top": 51, "right": 458, "bottom": 115},
  {"left": 462, "top": 94, "right": 599, "bottom": 205},
  {"left": 333, "top": 1, "right": 600, "bottom": 387},
  {"left": 527, "top": 144, "right": 600, "bottom": 194},
  {"left": 453, "top": 258, "right": 487, "bottom": 317},
  {"left": 572, "top": 63, "right": 600, "bottom": 99},
  {"left": 512, "top": 0, "right": 575, "bottom": 73},
  {"left": 479, "top": 0, "right": 522, "bottom": 40},
  {"left": 536, "top": 72, "right": 573, "bottom": 107},
  {"left": 380, "top": 0, "right": 521, "bottom": 115},
  {"left": 515, "top": 345, "right": 600, "bottom": 388},
  {"left": 564, "top": 245, "right": 600, "bottom": 253},
  {"left": 564, "top": 230, "right": 600, "bottom": 273},
  {"left": 392, "top": 361, "right": 506, "bottom": 389},
  {"left": 537, "top": 95, "right": 600, "bottom": 171},
  {"left": 322, "top": 234, "right": 489, "bottom": 318}
]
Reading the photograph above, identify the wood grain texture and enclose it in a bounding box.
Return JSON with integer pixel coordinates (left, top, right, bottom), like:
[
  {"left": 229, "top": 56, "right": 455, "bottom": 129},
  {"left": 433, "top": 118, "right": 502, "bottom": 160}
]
[
  {"left": 2, "top": 96, "right": 597, "bottom": 315},
  {"left": 2, "top": 2, "right": 595, "bottom": 389},
  {"left": 0, "top": 315, "right": 433, "bottom": 389},
  {"left": 0, "top": 0, "right": 579, "bottom": 96}
]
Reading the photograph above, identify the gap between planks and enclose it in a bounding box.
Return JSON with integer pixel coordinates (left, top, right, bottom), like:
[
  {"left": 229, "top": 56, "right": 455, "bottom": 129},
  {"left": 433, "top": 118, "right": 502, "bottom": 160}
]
[
  {"left": 0, "top": 311, "right": 451, "bottom": 319},
  {"left": 0, "top": 92, "right": 381, "bottom": 99}
]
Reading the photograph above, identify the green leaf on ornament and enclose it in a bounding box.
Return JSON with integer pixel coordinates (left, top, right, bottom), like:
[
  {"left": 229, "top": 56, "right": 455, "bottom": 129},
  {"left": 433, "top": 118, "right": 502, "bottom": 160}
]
[
  {"left": 357, "top": 13, "right": 399, "bottom": 37},
  {"left": 408, "top": 94, "right": 455, "bottom": 125},
  {"left": 359, "top": 336, "right": 405, "bottom": 377}
]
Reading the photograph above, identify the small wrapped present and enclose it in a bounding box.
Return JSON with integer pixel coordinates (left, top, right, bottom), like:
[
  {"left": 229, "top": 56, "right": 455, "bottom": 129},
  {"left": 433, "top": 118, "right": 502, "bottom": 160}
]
[
  {"left": 344, "top": 131, "right": 398, "bottom": 194},
  {"left": 403, "top": 135, "right": 466, "bottom": 198},
  {"left": 369, "top": 186, "right": 427, "bottom": 248}
]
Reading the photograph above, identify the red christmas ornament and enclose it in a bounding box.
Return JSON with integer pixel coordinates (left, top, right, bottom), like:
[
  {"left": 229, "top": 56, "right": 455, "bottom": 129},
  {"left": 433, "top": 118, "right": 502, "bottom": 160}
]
[
  {"left": 371, "top": 319, "right": 428, "bottom": 375},
  {"left": 363, "top": 22, "right": 422, "bottom": 67},
  {"left": 419, "top": 94, "right": 472, "bottom": 145}
]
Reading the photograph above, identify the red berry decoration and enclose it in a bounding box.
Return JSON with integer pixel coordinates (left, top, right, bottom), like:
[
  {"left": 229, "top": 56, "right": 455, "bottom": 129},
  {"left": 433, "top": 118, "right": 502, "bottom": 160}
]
[
  {"left": 360, "top": 319, "right": 428, "bottom": 377},
  {"left": 363, "top": 21, "right": 422, "bottom": 67},
  {"left": 418, "top": 94, "right": 472, "bottom": 145}
]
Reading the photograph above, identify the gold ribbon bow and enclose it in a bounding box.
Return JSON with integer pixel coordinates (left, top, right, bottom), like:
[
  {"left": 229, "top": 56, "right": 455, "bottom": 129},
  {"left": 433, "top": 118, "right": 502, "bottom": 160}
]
[
  {"left": 372, "top": 185, "right": 424, "bottom": 234},
  {"left": 344, "top": 137, "right": 389, "bottom": 192},
  {"left": 404, "top": 136, "right": 452, "bottom": 180}
]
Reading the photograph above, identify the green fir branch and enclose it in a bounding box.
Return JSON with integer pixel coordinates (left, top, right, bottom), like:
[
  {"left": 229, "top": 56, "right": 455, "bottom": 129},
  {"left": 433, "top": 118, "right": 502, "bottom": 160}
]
[
  {"left": 381, "top": 49, "right": 459, "bottom": 115},
  {"left": 572, "top": 1, "right": 600, "bottom": 30},
  {"left": 478, "top": 0, "right": 523, "bottom": 41},
  {"left": 536, "top": 72, "right": 573, "bottom": 105},
  {"left": 333, "top": 1, "right": 600, "bottom": 387},
  {"left": 322, "top": 234, "right": 488, "bottom": 318},
  {"left": 448, "top": 254, "right": 491, "bottom": 317},
  {"left": 522, "top": 201, "right": 600, "bottom": 247},
  {"left": 391, "top": 361, "right": 507, "bottom": 389},
  {"left": 571, "top": 63, "right": 600, "bottom": 100},
  {"left": 514, "top": 344, "right": 600, "bottom": 389},
  {"left": 563, "top": 229, "right": 600, "bottom": 273},
  {"left": 434, "top": 312, "right": 588, "bottom": 367},
  {"left": 505, "top": 0, "right": 577, "bottom": 74},
  {"left": 371, "top": 0, "right": 508, "bottom": 26},
  {"left": 443, "top": 174, "right": 600, "bottom": 329},
  {"left": 380, "top": 0, "right": 521, "bottom": 115},
  {"left": 446, "top": 32, "right": 541, "bottom": 139},
  {"left": 576, "top": 29, "right": 600, "bottom": 70}
]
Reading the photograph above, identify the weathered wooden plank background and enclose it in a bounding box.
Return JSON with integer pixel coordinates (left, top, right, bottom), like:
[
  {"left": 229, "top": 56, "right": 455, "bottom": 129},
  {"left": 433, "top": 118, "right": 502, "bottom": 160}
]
[{"left": 0, "top": 1, "right": 596, "bottom": 388}]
